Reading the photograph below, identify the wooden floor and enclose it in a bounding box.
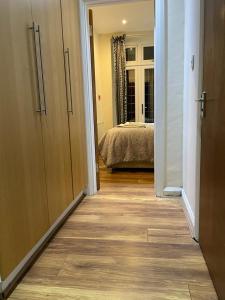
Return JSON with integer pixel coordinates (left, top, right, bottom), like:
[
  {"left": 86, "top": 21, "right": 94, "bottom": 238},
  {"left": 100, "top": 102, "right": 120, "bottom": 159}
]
[{"left": 9, "top": 164, "right": 217, "bottom": 299}]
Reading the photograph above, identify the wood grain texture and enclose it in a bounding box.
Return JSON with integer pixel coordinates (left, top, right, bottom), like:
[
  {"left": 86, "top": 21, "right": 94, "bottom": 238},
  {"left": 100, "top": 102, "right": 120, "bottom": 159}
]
[
  {"left": 60, "top": 0, "right": 88, "bottom": 198},
  {"left": 89, "top": 9, "right": 100, "bottom": 190},
  {"left": 0, "top": 0, "right": 49, "bottom": 279},
  {"left": 9, "top": 166, "right": 217, "bottom": 299},
  {"left": 30, "top": 0, "right": 73, "bottom": 224},
  {"left": 199, "top": 0, "right": 225, "bottom": 298}
]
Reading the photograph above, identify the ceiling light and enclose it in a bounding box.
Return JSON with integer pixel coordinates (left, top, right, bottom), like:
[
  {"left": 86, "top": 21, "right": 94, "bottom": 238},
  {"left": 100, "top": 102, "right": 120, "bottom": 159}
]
[{"left": 122, "top": 19, "right": 127, "bottom": 25}]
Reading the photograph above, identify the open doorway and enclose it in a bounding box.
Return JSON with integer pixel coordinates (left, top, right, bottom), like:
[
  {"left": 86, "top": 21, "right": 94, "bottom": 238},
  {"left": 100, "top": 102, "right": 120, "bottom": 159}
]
[
  {"left": 87, "top": 0, "right": 155, "bottom": 189},
  {"left": 79, "top": 0, "right": 183, "bottom": 198}
]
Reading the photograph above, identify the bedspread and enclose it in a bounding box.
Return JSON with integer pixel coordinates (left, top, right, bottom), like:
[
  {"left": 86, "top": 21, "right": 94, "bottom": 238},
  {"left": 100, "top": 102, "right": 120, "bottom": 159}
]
[{"left": 99, "top": 124, "right": 154, "bottom": 167}]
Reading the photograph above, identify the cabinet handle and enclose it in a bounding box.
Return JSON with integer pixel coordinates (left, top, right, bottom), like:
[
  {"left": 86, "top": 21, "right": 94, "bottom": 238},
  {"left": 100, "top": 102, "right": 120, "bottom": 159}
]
[
  {"left": 64, "top": 48, "right": 73, "bottom": 114},
  {"left": 36, "top": 25, "right": 47, "bottom": 115},
  {"left": 29, "top": 22, "right": 41, "bottom": 112}
]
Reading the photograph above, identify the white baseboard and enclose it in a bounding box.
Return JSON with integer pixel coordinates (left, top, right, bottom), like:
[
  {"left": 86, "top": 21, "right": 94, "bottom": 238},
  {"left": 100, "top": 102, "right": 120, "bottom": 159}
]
[
  {"left": 0, "top": 191, "right": 84, "bottom": 297},
  {"left": 181, "top": 189, "right": 195, "bottom": 236},
  {"left": 163, "top": 186, "right": 182, "bottom": 197}
]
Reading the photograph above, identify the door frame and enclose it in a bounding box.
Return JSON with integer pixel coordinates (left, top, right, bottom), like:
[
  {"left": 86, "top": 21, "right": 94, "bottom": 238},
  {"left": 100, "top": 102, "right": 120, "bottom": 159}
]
[
  {"left": 79, "top": 0, "right": 167, "bottom": 196},
  {"left": 193, "top": 0, "right": 204, "bottom": 239}
]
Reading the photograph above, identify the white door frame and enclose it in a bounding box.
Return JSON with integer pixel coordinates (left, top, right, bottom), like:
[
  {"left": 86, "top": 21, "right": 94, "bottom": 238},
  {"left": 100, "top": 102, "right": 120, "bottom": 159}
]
[
  {"left": 140, "top": 65, "right": 154, "bottom": 123},
  {"left": 194, "top": 0, "right": 204, "bottom": 239},
  {"left": 79, "top": 0, "right": 167, "bottom": 196},
  {"left": 126, "top": 66, "right": 140, "bottom": 121}
]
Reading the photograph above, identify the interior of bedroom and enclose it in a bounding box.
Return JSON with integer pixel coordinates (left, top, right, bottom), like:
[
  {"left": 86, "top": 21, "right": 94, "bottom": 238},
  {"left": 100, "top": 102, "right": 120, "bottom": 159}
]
[{"left": 90, "top": 0, "right": 155, "bottom": 186}]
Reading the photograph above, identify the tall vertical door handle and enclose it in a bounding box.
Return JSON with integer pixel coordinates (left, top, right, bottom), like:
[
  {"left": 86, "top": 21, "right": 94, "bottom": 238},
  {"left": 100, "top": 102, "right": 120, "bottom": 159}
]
[
  {"left": 29, "top": 22, "right": 42, "bottom": 112},
  {"left": 64, "top": 48, "right": 74, "bottom": 114},
  {"left": 36, "top": 25, "right": 47, "bottom": 115}
]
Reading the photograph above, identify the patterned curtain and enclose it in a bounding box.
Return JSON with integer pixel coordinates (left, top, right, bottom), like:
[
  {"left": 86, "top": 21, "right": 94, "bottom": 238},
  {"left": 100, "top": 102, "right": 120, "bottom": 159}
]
[{"left": 112, "top": 35, "right": 127, "bottom": 124}]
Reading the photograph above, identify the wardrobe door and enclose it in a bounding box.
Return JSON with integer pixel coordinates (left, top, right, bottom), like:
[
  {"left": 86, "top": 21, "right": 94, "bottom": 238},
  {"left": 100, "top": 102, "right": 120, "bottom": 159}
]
[
  {"left": 30, "top": 0, "right": 73, "bottom": 224},
  {"left": 61, "top": 0, "right": 88, "bottom": 197},
  {"left": 0, "top": 0, "right": 49, "bottom": 279}
]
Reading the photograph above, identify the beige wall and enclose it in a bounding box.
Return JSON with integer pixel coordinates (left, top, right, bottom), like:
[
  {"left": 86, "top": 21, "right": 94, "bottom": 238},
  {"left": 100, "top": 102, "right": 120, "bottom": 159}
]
[
  {"left": 126, "top": 32, "right": 154, "bottom": 45},
  {"left": 93, "top": 32, "right": 114, "bottom": 141}
]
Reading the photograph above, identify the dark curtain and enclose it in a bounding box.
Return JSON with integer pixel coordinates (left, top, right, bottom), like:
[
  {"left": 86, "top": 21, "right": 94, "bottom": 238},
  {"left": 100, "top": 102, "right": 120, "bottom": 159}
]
[{"left": 112, "top": 35, "right": 127, "bottom": 124}]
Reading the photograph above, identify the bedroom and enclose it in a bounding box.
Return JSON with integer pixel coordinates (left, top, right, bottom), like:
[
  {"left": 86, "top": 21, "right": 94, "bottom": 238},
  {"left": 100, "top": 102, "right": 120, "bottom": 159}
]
[{"left": 90, "top": 1, "right": 155, "bottom": 187}]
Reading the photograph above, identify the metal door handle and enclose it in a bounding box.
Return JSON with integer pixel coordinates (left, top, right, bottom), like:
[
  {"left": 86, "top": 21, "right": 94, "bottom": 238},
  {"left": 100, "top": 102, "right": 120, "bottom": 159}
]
[
  {"left": 196, "top": 91, "right": 207, "bottom": 103},
  {"left": 196, "top": 91, "right": 206, "bottom": 118},
  {"left": 36, "top": 25, "right": 47, "bottom": 115},
  {"left": 29, "top": 22, "right": 41, "bottom": 112},
  {"left": 64, "top": 48, "right": 73, "bottom": 114}
]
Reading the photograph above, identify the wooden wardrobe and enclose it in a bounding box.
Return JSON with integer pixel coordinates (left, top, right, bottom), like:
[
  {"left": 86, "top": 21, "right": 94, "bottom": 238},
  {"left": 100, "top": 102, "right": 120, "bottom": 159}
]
[{"left": 0, "top": 0, "right": 87, "bottom": 288}]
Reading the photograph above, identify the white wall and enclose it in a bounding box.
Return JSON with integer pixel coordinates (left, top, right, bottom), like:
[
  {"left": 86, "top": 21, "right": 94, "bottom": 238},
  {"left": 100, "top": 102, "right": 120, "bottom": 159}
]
[
  {"left": 183, "top": 0, "right": 203, "bottom": 235},
  {"left": 165, "top": 0, "right": 185, "bottom": 188}
]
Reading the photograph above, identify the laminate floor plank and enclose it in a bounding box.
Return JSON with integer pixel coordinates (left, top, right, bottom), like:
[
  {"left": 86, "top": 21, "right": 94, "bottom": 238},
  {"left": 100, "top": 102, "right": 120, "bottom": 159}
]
[
  {"left": 188, "top": 284, "right": 218, "bottom": 300},
  {"left": 9, "top": 284, "right": 192, "bottom": 300},
  {"left": 9, "top": 164, "right": 217, "bottom": 299}
]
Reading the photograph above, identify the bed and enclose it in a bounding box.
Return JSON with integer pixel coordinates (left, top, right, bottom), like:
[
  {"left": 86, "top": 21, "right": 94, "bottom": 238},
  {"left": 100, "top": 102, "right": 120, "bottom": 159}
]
[{"left": 99, "top": 122, "right": 154, "bottom": 169}]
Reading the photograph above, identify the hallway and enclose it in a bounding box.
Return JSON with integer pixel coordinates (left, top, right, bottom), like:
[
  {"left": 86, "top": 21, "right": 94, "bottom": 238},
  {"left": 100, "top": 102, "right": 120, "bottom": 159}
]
[{"left": 9, "top": 168, "right": 217, "bottom": 299}]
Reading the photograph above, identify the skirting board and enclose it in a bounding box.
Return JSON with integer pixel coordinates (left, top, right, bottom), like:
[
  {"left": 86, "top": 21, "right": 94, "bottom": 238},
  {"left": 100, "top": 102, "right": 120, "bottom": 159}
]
[
  {"left": 181, "top": 189, "right": 195, "bottom": 237},
  {"left": 163, "top": 187, "right": 182, "bottom": 197},
  {"left": 0, "top": 191, "right": 85, "bottom": 299}
]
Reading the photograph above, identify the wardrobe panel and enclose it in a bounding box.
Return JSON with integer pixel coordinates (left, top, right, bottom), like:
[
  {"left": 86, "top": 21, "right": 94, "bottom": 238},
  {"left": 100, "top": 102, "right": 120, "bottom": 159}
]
[
  {"left": 61, "top": 0, "right": 88, "bottom": 197},
  {"left": 30, "top": 0, "right": 74, "bottom": 223},
  {"left": 0, "top": 0, "right": 49, "bottom": 279}
]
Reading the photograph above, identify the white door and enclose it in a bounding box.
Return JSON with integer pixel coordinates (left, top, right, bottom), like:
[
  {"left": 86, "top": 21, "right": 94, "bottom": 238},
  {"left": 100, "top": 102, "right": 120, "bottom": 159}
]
[
  {"left": 126, "top": 67, "right": 139, "bottom": 122},
  {"left": 126, "top": 66, "right": 154, "bottom": 123},
  {"left": 141, "top": 66, "right": 154, "bottom": 123}
]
